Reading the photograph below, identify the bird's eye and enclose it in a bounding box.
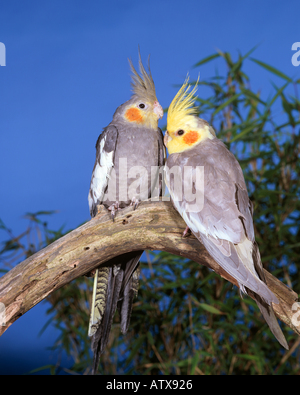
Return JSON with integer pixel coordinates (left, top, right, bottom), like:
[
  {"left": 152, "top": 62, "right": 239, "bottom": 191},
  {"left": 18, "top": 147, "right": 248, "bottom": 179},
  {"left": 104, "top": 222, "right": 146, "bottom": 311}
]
[
  {"left": 177, "top": 130, "right": 185, "bottom": 136},
  {"left": 139, "top": 103, "right": 145, "bottom": 109}
]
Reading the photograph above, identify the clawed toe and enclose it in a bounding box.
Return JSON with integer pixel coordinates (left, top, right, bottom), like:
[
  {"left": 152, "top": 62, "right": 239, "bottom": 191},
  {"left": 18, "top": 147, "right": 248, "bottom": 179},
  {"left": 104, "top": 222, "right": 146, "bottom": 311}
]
[
  {"left": 108, "top": 201, "right": 119, "bottom": 222},
  {"left": 130, "top": 197, "right": 140, "bottom": 211},
  {"left": 182, "top": 226, "right": 191, "bottom": 238}
]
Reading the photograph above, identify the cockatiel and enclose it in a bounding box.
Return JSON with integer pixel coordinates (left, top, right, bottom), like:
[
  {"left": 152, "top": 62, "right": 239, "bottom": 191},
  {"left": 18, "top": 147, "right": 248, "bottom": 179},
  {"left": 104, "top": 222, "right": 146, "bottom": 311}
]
[
  {"left": 164, "top": 77, "right": 288, "bottom": 349},
  {"left": 88, "top": 53, "right": 164, "bottom": 374}
]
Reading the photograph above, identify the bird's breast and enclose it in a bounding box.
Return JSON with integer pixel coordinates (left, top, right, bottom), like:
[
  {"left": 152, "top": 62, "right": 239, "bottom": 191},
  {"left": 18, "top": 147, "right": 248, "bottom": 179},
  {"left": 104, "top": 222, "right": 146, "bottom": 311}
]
[{"left": 104, "top": 128, "right": 160, "bottom": 207}]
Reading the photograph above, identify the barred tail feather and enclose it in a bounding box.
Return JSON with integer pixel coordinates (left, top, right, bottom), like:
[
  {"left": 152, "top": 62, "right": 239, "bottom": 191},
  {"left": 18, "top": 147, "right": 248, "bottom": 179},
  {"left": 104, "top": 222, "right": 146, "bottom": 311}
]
[{"left": 88, "top": 267, "right": 110, "bottom": 337}]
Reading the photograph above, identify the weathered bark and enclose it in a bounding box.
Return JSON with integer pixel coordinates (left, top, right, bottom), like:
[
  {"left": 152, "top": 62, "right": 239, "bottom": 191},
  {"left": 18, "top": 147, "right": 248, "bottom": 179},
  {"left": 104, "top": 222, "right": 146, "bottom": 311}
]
[{"left": 0, "top": 200, "right": 299, "bottom": 337}]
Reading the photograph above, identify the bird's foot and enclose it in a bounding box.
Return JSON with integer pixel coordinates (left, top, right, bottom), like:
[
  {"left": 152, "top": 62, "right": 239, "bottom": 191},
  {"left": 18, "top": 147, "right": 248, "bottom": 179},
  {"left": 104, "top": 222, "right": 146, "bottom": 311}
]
[
  {"left": 130, "top": 197, "right": 140, "bottom": 211},
  {"left": 182, "top": 226, "right": 191, "bottom": 238},
  {"left": 108, "top": 201, "right": 119, "bottom": 222}
]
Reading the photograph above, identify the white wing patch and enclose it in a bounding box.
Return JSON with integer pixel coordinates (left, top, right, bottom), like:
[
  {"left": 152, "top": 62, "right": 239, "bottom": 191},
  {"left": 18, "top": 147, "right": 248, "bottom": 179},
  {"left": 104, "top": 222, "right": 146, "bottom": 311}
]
[
  {"left": 184, "top": 211, "right": 207, "bottom": 236},
  {"left": 88, "top": 136, "right": 114, "bottom": 214},
  {"left": 171, "top": 193, "right": 208, "bottom": 236},
  {"left": 235, "top": 239, "right": 255, "bottom": 276}
]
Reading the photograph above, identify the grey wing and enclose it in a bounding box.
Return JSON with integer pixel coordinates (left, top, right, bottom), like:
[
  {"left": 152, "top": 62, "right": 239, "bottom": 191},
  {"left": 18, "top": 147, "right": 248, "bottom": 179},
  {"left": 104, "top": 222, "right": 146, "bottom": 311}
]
[
  {"left": 167, "top": 155, "right": 278, "bottom": 304},
  {"left": 158, "top": 127, "right": 166, "bottom": 196},
  {"left": 88, "top": 125, "right": 118, "bottom": 217},
  {"left": 235, "top": 188, "right": 288, "bottom": 349},
  {"left": 166, "top": 154, "right": 288, "bottom": 348},
  {"left": 158, "top": 127, "right": 165, "bottom": 168},
  {"left": 189, "top": 193, "right": 288, "bottom": 348}
]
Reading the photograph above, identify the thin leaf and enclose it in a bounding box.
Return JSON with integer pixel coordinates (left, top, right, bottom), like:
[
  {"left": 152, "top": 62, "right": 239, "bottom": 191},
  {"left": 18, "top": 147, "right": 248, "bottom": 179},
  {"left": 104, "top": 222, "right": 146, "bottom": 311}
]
[
  {"left": 192, "top": 298, "right": 226, "bottom": 315},
  {"left": 190, "top": 352, "right": 200, "bottom": 375},
  {"left": 250, "top": 58, "right": 293, "bottom": 82},
  {"left": 241, "top": 88, "right": 266, "bottom": 105},
  {"left": 193, "top": 53, "right": 220, "bottom": 68},
  {"left": 212, "top": 92, "right": 241, "bottom": 116}
]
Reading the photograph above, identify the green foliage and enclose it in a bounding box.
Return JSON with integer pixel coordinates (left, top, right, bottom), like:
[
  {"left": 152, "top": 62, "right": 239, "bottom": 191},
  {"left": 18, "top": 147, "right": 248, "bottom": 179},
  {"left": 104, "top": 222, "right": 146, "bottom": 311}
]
[
  {"left": 0, "top": 211, "right": 66, "bottom": 273},
  {"left": 1, "top": 49, "right": 300, "bottom": 374}
]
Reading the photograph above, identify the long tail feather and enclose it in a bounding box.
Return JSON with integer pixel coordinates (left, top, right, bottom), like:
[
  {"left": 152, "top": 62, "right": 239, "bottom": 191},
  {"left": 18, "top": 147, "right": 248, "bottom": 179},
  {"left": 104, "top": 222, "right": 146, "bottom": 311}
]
[
  {"left": 91, "top": 266, "right": 124, "bottom": 374},
  {"left": 88, "top": 267, "right": 110, "bottom": 337},
  {"left": 247, "top": 289, "right": 289, "bottom": 349},
  {"left": 118, "top": 260, "right": 141, "bottom": 334},
  {"left": 89, "top": 251, "right": 143, "bottom": 374},
  {"left": 250, "top": 242, "right": 289, "bottom": 349},
  {"left": 199, "top": 233, "right": 288, "bottom": 348}
]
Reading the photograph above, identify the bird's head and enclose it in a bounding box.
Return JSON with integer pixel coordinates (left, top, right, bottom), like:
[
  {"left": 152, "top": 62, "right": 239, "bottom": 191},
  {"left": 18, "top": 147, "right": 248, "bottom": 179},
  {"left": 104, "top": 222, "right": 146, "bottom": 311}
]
[
  {"left": 164, "top": 77, "right": 215, "bottom": 154},
  {"left": 120, "top": 52, "right": 163, "bottom": 129}
]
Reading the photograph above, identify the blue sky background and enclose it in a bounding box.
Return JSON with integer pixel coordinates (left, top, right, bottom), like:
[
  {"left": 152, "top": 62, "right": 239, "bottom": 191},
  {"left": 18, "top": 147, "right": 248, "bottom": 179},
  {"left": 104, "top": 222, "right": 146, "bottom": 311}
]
[{"left": 0, "top": 0, "right": 299, "bottom": 374}]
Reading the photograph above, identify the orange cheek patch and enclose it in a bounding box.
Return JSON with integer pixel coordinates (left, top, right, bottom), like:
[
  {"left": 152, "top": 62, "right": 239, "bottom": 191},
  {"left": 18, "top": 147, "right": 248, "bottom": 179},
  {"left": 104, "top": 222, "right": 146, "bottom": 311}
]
[
  {"left": 125, "top": 108, "right": 144, "bottom": 123},
  {"left": 183, "top": 130, "right": 199, "bottom": 145}
]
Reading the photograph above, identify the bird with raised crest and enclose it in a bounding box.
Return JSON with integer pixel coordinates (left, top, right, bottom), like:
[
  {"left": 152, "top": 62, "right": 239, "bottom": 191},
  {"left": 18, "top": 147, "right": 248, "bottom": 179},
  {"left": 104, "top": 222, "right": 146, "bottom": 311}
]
[
  {"left": 164, "top": 77, "right": 288, "bottom": 350},
  {"left": 88, "top": 51, "right": 164, "bottom": 374}
]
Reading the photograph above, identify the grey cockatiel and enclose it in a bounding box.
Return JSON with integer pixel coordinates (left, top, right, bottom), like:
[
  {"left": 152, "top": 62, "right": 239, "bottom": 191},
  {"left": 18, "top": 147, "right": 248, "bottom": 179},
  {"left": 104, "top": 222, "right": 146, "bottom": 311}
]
[
  {"left": 88, "top": 53, "right": 164, "bottom": 374},
  {"left": 163, "top": 77, "right": 288, "bottom": 350}
]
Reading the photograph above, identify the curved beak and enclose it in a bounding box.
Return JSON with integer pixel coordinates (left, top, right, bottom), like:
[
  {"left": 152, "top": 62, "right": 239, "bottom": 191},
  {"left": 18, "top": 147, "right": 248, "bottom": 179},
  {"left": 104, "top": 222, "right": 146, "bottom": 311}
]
[
  {"left": 164, "top": 131, "right": 172, "bottom": 147},
  {"left": 153, "top": 101, "right": 164, "bottom": 119}
]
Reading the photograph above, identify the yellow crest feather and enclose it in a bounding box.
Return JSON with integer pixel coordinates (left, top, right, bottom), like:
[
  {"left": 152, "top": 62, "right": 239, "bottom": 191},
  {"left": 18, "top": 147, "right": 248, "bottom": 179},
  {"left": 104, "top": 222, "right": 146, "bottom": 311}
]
[{"left": 167, "top": 75, "right": 199, "bottom": 131}]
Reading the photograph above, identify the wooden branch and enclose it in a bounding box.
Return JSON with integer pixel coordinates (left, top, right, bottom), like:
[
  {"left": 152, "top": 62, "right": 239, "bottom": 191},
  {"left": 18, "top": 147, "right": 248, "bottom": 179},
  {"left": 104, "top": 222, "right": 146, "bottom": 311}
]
[{"left": 0, "top": 200, "right": 299, "bottom": 338}]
